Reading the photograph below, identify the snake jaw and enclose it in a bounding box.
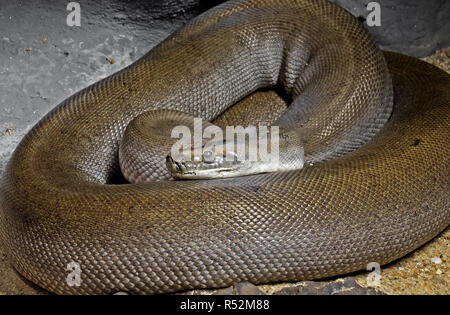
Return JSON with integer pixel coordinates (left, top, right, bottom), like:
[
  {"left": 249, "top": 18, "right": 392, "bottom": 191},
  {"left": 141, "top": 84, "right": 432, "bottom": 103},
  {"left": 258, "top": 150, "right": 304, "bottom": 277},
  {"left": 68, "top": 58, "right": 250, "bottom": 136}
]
[{"left": 166, "top": 153, "right": 243, "bottom": 179}]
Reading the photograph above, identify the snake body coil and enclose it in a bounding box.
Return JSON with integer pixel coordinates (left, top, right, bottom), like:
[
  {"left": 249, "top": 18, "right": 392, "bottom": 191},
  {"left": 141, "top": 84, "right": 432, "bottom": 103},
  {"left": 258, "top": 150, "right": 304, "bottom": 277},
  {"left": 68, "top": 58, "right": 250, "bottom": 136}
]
[{"left": 0, "top": 0, "right": 449, "bottom": 294}]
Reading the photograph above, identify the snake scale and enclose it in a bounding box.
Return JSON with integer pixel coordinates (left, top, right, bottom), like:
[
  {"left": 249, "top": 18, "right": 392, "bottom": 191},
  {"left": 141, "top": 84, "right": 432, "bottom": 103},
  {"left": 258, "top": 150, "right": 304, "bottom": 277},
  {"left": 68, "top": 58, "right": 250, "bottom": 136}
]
[{"left": 0, "top": 0, "right": 449, "bottom": 294}]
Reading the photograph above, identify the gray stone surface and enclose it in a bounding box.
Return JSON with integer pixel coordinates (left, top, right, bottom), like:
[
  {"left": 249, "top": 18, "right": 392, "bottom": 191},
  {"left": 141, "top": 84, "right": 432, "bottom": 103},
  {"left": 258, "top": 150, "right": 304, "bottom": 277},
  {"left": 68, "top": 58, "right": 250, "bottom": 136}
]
[
  {"left": 0, "top": 0, "right": 208, "bottom": 174},
  {"left": 273, "top": 278, "right": 385, "bottom": 295},
  {"left": 214, "top": 282, "right": 266, "bottom": 295},
  {"left": 181, "top": 278, "right": 385, "bottom": 295}
]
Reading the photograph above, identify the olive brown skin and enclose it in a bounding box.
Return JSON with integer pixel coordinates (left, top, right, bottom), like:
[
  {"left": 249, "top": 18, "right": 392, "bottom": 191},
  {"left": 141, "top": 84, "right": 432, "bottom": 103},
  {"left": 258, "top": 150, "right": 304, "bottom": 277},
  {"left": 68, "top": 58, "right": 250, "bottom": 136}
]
[{"left": 0, "top": 0, "right": 449, "bottom": 294}]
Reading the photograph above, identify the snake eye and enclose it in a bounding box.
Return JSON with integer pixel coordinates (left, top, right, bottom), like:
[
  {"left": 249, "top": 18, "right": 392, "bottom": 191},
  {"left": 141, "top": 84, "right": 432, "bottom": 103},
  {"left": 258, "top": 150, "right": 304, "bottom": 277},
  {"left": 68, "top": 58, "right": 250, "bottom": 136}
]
[{"left": 202, "top": 150, "right": 214, "bottom": 163}]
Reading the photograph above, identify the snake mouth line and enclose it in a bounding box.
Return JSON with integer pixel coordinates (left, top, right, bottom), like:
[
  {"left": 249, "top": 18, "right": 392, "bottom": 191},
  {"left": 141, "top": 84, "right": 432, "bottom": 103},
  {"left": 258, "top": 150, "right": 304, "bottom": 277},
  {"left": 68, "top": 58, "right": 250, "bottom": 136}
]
[{"left": 166, "top": 155, "right": 241, "bottom": 179}]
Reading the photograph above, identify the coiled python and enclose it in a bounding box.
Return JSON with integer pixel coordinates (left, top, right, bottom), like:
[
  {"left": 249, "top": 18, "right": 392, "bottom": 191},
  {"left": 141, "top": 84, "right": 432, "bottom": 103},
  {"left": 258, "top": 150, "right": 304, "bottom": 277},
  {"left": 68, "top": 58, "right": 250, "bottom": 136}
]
[{"left": 0, "top": 0, "right": 449, "bottom": 294}]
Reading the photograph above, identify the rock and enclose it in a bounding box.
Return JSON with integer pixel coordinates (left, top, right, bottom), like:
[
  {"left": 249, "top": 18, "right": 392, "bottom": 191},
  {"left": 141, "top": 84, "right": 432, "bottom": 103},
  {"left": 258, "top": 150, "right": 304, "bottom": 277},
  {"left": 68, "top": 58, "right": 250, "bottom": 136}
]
[
  {"left": 431, "top": 257, "right": 443, "bottom": 264},
  {"left": 274, "top": 278, "right": 385, "bottom": 295},
  {"left": 214, "top": 282, "right": 265, "bottom": 295}
]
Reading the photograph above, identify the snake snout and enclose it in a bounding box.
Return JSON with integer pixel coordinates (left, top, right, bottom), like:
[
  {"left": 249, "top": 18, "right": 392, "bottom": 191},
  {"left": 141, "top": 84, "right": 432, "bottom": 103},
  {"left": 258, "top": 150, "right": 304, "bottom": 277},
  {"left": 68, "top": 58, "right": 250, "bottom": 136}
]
[{"left": 166, "top": 155, "right": 181, "bottom": 175}]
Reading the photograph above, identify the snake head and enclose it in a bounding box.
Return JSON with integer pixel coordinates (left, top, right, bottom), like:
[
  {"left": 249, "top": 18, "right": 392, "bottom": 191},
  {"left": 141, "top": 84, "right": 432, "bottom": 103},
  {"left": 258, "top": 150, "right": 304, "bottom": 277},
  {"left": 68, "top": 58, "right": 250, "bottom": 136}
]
[
  {"left": 166, "top": 133, "right": 305, "bottom": 179},
  {"left": 166, "top": 141, "right": 244, "bottom": 179}
]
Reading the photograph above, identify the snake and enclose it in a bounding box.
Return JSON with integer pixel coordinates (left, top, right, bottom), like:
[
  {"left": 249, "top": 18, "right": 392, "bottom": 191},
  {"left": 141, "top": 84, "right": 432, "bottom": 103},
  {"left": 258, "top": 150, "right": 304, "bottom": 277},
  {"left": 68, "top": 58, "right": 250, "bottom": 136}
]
[{"left": 0, "top": 0, "right": 449, "bottom": 295}]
